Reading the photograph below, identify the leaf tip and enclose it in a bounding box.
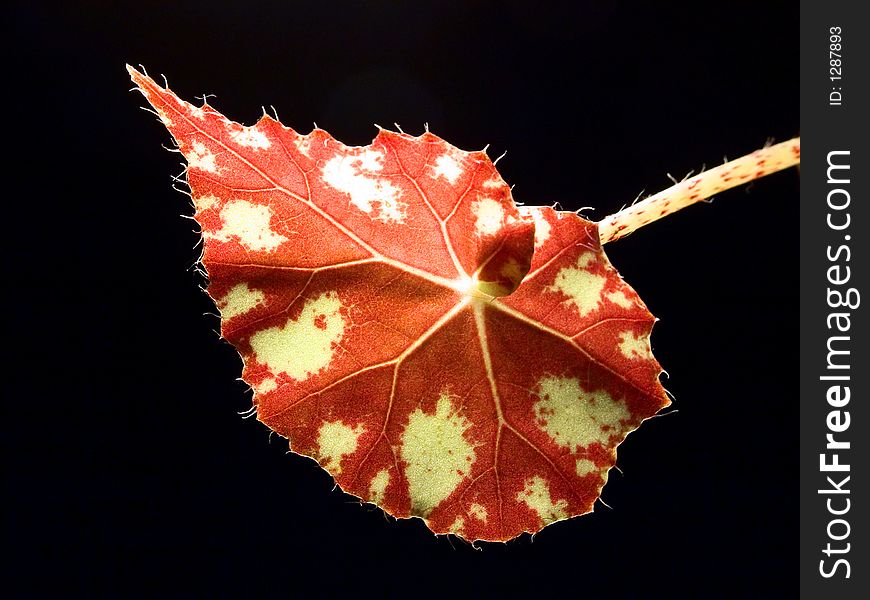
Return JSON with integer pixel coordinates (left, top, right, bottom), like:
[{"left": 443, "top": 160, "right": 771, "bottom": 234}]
[
  {"left": 126, "top": 64, "right": 146, "bottom": 90},
  {"left": 125, "top": 63, "right": 152, "bottom": 86},
  {"left": 127, "top": 65, "right": 154, "bottom": 100}
]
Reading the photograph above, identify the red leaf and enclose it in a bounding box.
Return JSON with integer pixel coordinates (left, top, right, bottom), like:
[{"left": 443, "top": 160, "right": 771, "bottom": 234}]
[{"left": 130, "top": 67, "right": 670, "bottom": 542}]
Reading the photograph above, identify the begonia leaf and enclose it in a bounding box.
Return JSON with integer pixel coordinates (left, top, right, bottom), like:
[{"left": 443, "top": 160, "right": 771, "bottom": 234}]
[{"left": 130, "top": 66, "right": 670, "bottom": 542}]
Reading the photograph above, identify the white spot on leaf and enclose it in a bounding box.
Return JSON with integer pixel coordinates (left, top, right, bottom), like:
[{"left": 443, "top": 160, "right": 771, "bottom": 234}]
[
  {"left": 216, "top": 283, "right": 265, "bottom": 320},
  {"left": 533, "top": 376, "right": 630, "bottom": 449},
  {"left": 249, "top": 292, "right": 346, "bottom": 381},
  {"left": 295, "top": 136, "right": 313, "bottom": 157},
  {"left": 229, "top": 126, "right": 271, "bottom": 149},
  {"left": 472, "top": 197, "right": 505, "bottom": 236},
  {"left": 449, "top": 516, "right": 465, "bottom": 533},
  {"left": 194, "top": 194, "right": 219, "bottom": 212},
  {"left": 189, "top": 105, "right": 208, "bottom": 120},
  {"left": 618, "top": 330, "right": 652, "bottom": 360},
  {"left": 547, "top": 252, "right": 607, "bottom": 316},
  {"left": 431, "top": 154, "right": 463, "bottom": 184},
  {"left": 206, "top": 200, "right": 288, "bottom": 252},
  {"left": 322, "top": 149, "right": 406, "bottom": 223},
  {"left": 516, "top": 476, "right": 568, "bottom": 524},
  {"left": 316, "top": 420, "right": 365, "bottom": 475},
  {"left": 482, "top": 177, "right": 503, "bottom": 189},
  {"left": 517, "top": 207, "right": 552, "bottom": 248},
  {"left": 401, "top": 392, "right": 476, "bottom": 517},
  {"left": 157, "top": 109, "right": 173, "bottom": 128},
  {"left": 186, "top": 141, "right": 219, "bottom": 173}
]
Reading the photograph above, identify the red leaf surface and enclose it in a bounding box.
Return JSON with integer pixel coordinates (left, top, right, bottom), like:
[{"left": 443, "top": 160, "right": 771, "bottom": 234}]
[{"left": 130, "top": 67, "right": 670, "bottom": 542}]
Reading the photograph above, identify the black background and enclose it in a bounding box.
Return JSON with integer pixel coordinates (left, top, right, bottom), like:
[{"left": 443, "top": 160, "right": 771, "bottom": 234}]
[{"left": 8, "top": 2, "right": 798, "bottom": 597}]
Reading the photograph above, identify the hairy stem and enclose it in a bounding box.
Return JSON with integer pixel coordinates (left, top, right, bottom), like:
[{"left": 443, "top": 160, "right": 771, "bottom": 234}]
[{"left": 598, "top": 137, "right": 800, "bottom": 244}]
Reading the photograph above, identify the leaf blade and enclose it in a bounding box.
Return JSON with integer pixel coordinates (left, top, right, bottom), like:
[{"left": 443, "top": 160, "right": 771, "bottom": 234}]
[{"left": 131, "top": 67, "right": 669, "bottom": 542}]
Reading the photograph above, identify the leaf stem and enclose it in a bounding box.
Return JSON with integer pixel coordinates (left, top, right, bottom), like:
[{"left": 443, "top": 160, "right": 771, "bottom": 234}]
[{"left": 598, "top": 137, "right": 800, "bottom": 244}]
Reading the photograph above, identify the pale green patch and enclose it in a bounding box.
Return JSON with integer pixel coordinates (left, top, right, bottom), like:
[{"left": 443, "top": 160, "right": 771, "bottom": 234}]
[
  {"left": 533, "top": 375, "right": 630, "bottom": 449},
  {"left": 208, "top": 200, "right": 288, "bottom": 252},
  {"left": 516, "top": 476, "right": 568, "bottom": 524},
  {"left": 448, "top": 516, "right": 465, "bottom": 533},
  {"left": 216, "top": 283, "right": 265, "bottom": 321},
  {"left": 618, "top": 330, "right": 652, "bottom": 360},
  {"left": 255, "top": 378, "right": 278, "bottom": 395},
  {"left": 499, "top": 257, "right": 524, "bottom": 283},
  {"left": 469, "top": 503, "right": 488, "bottom": 522},
  {"left": 606, "top": 289, "right": 635, "bottom": 308},
  {"left": 576, "top": 251, "right": 597, "bottom": 268},
  {"left": 250, "top": 292, "right": 346, "bottom": 381},
  {"left": 575, "top": 458, "right": 597, "bottom": 477},
  {"left": 316, "top": 420, "right": 365, "bottom": 475},
  {"left": 548, "top": 252, "right": 607, "bottom": 316},
  {"left": 401, "top": 392, "right": 476, "bottom": 517},
  {"left": 368, "top": 469, "right": 390, "bottom": 505}
]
